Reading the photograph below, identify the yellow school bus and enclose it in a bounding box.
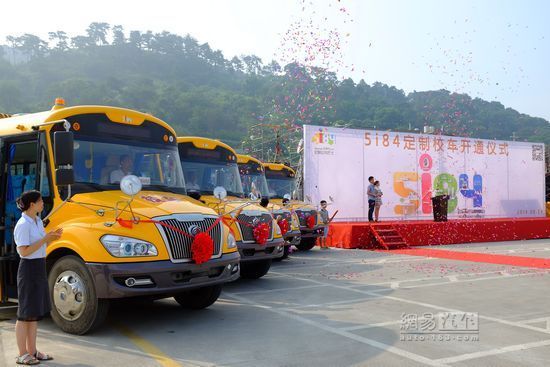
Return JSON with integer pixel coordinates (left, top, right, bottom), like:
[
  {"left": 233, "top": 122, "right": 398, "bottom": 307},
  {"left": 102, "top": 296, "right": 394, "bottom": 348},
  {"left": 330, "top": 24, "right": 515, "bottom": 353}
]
[
  {"left": 177, "top": 137, "right": 285, "bottom": 278},
  {"left": 236, "top": 154, "right": 301, "bottom": 259},
  {"left": 263, "top": 163, "right": 324, "bottom": 251},
  {"left": 0, "top": 99, "right": 240, "bottom": 334}
]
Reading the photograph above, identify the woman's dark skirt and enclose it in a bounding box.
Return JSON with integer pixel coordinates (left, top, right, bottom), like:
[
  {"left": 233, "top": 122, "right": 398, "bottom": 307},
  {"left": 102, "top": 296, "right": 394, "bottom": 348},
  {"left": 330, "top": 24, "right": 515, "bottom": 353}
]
[{"left": 17, "top": 258, "right": 51, "bottom": 321}]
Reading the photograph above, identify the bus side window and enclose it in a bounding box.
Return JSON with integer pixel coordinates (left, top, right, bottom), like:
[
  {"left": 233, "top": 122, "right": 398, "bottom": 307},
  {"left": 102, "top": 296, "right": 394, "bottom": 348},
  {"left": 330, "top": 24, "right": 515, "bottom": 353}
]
[
  {"left": 5, "top": 141, "right": 38, "bottom": 248},
  {"left": 38, "top": 145, "right": 53, "bottom": 215}
]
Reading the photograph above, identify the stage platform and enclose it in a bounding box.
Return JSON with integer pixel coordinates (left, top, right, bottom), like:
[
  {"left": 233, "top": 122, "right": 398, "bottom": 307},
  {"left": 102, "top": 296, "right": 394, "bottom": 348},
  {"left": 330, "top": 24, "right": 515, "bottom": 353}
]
[{"left": 328, "top": 217, "right": 550, "bottom": 250}]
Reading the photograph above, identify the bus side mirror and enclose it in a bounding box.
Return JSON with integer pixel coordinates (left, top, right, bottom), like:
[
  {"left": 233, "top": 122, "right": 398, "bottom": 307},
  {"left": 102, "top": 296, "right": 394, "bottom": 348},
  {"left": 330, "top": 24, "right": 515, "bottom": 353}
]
[
  {"left": 54, "top": 131, "right": 74, "bottom": 166},
  {"left": 56, "top": 169, "right": 75, "bottom": 186},
  {"left": 54, "top": 131, "right": 75, "bottom": 186}
]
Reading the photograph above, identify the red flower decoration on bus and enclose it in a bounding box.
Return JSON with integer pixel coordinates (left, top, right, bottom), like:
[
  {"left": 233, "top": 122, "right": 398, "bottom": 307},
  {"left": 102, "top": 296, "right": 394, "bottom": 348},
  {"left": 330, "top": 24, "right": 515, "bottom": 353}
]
[
  {"left": 253, "top": 223, "right": 270, "bottom": 245},
  {"left": 278, "top": 218, "right": 290, "bottom": 235},
  {"left": 191, "top": 232, "right": 214, "bottom": 264},
  {"left": 306, "top": 215, "right": 316, "bottom": 229}
]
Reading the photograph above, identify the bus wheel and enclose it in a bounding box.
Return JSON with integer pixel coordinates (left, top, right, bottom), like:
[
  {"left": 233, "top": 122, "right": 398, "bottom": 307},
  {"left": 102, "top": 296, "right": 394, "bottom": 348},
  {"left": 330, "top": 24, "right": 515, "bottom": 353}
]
[
  {"left": 173, "top": 285, "right": 222, "bottom": 309},
  {"left": 240, "top": 259, "right": 272, "bottom": 279},
  {"left": 48, "top": 256, "right": 109, "bottom": 335},
  {"left": 296, "top": 237, "right": 316, "bottom": 251}
]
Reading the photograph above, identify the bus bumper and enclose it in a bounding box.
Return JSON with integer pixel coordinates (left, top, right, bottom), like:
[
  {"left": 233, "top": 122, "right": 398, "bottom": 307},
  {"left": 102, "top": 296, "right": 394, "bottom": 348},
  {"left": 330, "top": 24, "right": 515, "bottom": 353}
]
[
  {"left": 300, "top": 226, "right": 325, "bottom": 238},
  {"left": 87, "top": 251, "right": 241, "bottom": 299},
  {"left": 284, "top": 229, "right": 301, "bottom": 245},
  {"left": 237, "top": 238, "right": 285, "bottom": 262}
]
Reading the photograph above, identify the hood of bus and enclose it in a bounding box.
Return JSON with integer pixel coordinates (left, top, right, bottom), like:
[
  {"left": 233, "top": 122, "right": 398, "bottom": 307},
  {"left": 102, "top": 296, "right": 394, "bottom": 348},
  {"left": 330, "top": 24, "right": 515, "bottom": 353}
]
[
  {"left": 197, "top": 194, "right": 283, "bottom": 240},
  {"left": 70, "top": 190, "right": 217, "bottom": 218},
  {"left": 198, "top": 194, "right": 270, "bottom": 216},
  {"left": 268, "top": 198, "right": 317, "bottom": 212},
  {"left": 267, "top": 203, "right": 300, "bottom": 232}
]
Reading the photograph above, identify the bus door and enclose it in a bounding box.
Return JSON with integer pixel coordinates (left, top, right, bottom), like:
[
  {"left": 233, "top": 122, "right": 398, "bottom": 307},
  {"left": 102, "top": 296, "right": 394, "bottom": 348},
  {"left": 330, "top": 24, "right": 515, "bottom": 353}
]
[{"left": 1, "top": 134, "right": 42, "bottom": 303}]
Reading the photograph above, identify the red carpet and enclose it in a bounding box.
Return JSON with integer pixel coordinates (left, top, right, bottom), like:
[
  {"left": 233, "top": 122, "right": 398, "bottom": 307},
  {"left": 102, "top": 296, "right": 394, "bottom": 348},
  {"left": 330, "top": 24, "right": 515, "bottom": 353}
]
[
  {"left": 386, "top": 248, "right": 550, "bottom": 269},
  {"left": 328, "top": 218, "right": 550, "bottom": 249}
]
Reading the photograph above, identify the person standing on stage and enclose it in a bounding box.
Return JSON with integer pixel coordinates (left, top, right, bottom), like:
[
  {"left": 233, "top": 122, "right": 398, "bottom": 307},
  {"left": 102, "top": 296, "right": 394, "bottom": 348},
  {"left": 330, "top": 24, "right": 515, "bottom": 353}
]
[
  {"left": 319, "top": 200, "right": 330, "bottom": 249},
  {"left": 374, "top": 180, "right": 383, "bottom": 222},
  {"left": 367, "top": 176, "right": 376, "bottom": 222}
]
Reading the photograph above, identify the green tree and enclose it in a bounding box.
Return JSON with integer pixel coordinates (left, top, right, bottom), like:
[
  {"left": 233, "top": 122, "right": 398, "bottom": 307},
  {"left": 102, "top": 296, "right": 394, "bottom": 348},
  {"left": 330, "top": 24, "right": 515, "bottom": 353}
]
[
  {"left": 48, "top": 31, "right": 69, "bottom": 51},
  {"left": 86, "top": 22, "right": 110, "bottom": 45},
  {"left": 14, "top": 34, "right": 48, "bottom": 57},
  {"left": 128, "top": 31, "right": 142, "bottom": 48},
  {"left": 112, "top": 25, "right": 126, "bottom": 46},
  {"left": 71, "top": 35, "right": 92, "bottom": 49},
  {"left": 0, "top": 25, "right": 546, "bottom": 154}
]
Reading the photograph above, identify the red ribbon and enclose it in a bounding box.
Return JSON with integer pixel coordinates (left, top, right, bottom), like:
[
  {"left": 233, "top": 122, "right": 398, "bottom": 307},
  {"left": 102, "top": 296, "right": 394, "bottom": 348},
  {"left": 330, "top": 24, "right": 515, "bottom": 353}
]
[
  {"left": 253, "top": 222, "right": 270, "bottom": 245},
  {"left": 191, "top": 232, "right": 214, "bottom": 265},
  {"left": 307, "top": 215, "right": 316, "bottom": 229},
  {"left": 278, "top": 218, "right": 289, "bottom": 235}
]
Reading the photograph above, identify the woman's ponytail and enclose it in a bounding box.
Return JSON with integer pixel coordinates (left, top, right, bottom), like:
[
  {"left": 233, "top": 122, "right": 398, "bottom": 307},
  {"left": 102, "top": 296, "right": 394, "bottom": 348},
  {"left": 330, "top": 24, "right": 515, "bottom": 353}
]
[{"left": 16, "top": 190, "right": 42, "bottom": 212}]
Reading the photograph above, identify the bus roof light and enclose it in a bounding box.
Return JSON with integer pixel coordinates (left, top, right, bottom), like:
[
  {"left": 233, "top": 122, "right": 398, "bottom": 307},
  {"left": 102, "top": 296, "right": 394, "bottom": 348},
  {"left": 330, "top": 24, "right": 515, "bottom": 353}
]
[{"left": 52, "top": 97, "right": 66, "bottom": 110}]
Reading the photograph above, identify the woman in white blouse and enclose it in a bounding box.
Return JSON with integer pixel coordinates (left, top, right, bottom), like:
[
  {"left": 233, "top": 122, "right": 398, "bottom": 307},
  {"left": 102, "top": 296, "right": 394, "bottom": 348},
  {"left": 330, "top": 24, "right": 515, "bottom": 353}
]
[
  {"left": 374, "top": 180, "right": 383, "bottom": 222},
  {"left": 14, "top": 190, "right": 62, "bottom": 365}
]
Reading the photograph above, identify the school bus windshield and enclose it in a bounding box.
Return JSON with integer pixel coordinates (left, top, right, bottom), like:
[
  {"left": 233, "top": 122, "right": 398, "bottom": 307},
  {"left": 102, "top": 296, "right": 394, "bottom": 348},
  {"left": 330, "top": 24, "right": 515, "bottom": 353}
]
[
  {"left": 73, "top": 138, "right": 186, "bottom": 194},
  {"left": 239, "top": 163, "right": 270, "bottom": 199},
  {"left": 265, "top": 177, "right": 295, "bottom": 199},
  {"left": 182, "top": 161, "right": 244, "bottom": 198}
]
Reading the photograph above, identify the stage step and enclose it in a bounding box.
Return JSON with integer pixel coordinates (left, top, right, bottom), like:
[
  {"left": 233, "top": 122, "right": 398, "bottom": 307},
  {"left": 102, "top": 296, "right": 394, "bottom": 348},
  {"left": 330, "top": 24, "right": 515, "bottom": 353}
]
[{"left": 369, "top": 224, "right": 409, "bottom": 250}]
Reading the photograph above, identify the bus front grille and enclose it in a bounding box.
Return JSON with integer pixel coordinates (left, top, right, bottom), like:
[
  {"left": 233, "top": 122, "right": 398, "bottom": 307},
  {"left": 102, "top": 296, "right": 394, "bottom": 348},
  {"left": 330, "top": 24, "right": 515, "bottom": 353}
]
[
  {"left": 236, "top": 213, "right": 274, "bottom": 243},
  {"left": 295, "top": 210, "right": 318, "bottom": 227},
  {"left": 158, "top": 217, "right": 222, "bottom": 262}
]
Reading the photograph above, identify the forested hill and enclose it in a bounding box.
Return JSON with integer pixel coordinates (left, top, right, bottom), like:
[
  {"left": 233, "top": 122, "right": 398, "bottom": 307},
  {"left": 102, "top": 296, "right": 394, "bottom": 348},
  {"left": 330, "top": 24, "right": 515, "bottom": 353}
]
[{"left": 1, "top": 24, "right": 548, "bottom": 149}]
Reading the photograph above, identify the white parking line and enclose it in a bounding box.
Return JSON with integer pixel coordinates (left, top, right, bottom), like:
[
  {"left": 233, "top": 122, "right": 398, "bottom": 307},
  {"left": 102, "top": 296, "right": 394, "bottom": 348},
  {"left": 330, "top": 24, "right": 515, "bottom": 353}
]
[
  {"left": 348, "top": 270, "right": 501, "bottom": 288},
  {"left": 271, "top": 271, "right": 550, "bottom": 336},
  {"left": 340, "top": 315, "right": 435, "bottom": 332},
  {"left": 366, "top": 271, "right": 549, "bottom": 292},
  {"left": 224, "top": 292, "right": 450, "bottom": 367},
  {"left": 272, "top": 269, "right": 548, "bottom": 294},
  {"left": 518, "top": 317, "right": 550, "bottom": 330},
  {"left": 340, "top": 320, "right": 402, "bottom": 331},
  {"left": 231, "top": 284, "right": 329, "bottom": 296},
  {"left": 288, "top": 295, "right": 382, "bottom": 309},
  {"left": 434, "top": 339, "right": 550, "bottom": 364},
  {"left": 286, "top": 255, "right": 437, "bottom": 266}
]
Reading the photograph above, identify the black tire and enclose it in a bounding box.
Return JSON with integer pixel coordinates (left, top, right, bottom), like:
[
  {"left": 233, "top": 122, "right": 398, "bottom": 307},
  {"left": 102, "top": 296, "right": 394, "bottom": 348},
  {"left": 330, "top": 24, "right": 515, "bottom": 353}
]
[
  {"left": 48, "top": 256, "right": 109, "bottom": 335},
  {"left": 240, "top": 259, "right": 272, "bottom": 279},
  {"left": 296, "top": 237, "right": 317, "bottom": 251},
  {"left": 173, "top": 285, "right": 222, "bottom": 310}
]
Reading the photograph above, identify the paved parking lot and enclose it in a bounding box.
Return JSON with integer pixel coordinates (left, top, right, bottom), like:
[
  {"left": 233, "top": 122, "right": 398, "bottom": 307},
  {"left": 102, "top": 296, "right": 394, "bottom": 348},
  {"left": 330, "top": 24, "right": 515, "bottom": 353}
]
[{"left": 2, "top": 239, "right": 550, "bottom": 366}]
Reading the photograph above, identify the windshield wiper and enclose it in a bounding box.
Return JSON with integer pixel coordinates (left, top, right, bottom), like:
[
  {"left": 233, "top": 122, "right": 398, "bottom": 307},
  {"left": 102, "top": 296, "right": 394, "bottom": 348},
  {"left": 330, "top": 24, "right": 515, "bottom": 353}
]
[
  {"left": 142, "top": 184, "right": 186, "bottom": 194},
  {"left": 74, "top": 181, "right": 108, "bottom": 192}
]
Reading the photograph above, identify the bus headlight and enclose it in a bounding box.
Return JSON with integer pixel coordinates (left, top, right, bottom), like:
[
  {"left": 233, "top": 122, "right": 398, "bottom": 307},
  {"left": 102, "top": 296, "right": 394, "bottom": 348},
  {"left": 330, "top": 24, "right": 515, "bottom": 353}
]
[
  {"left": 291, "top": 213, "right": 300, "bottom": 228},
  {"left": 101, "top": 235, "right": 158, "bottom": 257},
  {"left": 274, "top": 222, "right": 282, "bottom": 235},
  {"left": 227, "top": 233, "right": 237, "bottom": 249}
]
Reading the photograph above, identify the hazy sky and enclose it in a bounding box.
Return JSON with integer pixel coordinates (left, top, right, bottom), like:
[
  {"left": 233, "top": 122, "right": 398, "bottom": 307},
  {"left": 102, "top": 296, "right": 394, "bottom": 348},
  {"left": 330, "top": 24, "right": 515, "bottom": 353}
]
[{"left": 2, "top": 0, "right": 549, "bottom": 121}]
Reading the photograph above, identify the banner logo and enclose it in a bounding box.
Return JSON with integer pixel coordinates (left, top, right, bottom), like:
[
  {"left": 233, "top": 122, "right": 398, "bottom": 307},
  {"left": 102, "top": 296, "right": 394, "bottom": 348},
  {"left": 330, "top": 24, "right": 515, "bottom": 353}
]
[{"left": 311, "top": 128, "right": 335, "bottom": 146}]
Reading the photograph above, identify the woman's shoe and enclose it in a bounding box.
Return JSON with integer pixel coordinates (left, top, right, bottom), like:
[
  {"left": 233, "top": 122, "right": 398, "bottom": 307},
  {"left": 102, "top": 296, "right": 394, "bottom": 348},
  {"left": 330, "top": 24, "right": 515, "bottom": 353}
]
[
  {"left": 34, "top": 351, "right": 53, "bottom": 361},
  {"left": 15, "top": 353, "right": 40, "bottom": 365}
]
